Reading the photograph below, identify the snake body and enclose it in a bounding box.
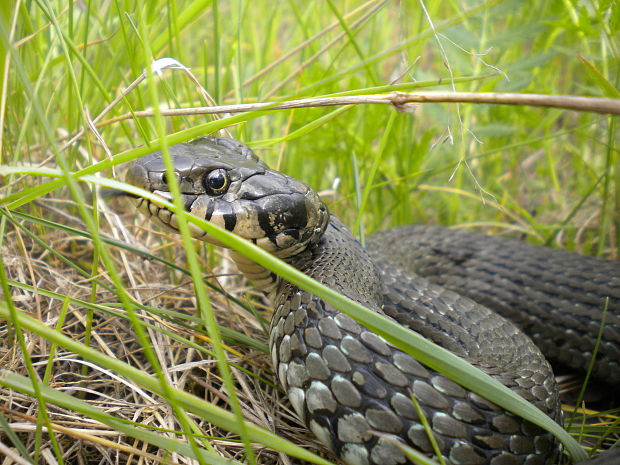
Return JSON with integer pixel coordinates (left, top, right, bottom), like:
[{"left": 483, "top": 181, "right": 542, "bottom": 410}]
[{"left": 125, "top": 136, "right": 620, "bottom": 465}]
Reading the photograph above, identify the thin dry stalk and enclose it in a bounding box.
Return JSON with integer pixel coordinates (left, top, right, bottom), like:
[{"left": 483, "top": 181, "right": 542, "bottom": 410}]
[{"left": 94, "top": 92, "right": 620, "bottom": 130}]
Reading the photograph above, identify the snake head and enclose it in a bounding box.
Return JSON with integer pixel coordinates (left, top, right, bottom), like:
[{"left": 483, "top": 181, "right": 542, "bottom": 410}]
[{"left": 125, "top": 136, "right": 329, "bottom": 257}]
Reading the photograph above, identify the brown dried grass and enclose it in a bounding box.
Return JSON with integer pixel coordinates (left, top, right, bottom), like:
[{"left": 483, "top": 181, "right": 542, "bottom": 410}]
[{"left": 0, "top": 191, "right": 327, "bottom": 464}]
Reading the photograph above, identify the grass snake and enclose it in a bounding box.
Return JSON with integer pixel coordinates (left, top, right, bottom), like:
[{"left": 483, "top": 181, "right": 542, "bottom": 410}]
[{"left": 124, "top": 136, "right": 619, "bottom": 465}]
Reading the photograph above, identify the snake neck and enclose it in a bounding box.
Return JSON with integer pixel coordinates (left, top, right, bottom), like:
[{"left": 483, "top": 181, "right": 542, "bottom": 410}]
[
  {"left": 230, "top": 215, "right": 384, "bottom": 310},
  {"left": 229, "top": 250, "right": 282, "bottom": 298}
]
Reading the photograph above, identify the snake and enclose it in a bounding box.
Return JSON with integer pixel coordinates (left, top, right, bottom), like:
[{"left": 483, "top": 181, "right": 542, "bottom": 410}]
[{"left": 123, "top": 136, "right": 620, "bottom": 465}]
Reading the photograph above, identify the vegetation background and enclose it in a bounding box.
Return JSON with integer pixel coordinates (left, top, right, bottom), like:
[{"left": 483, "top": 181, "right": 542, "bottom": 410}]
[{"left": 0, "top": 1, "right": 618, "bottom": 464}]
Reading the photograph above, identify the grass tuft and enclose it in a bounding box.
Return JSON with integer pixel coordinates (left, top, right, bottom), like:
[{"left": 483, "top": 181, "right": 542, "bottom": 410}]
[{"left": 0, "top": 1, "right": 618, "bottom": 464}]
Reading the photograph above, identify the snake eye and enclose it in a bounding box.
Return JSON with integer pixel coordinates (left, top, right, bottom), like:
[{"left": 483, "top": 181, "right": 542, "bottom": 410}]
[{"left": 204, "top": 169, "right": 229, "bottom": 195}]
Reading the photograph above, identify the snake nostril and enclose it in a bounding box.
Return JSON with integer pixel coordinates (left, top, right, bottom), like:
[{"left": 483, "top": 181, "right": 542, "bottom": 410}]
[
  {"left": 162, "top": 171, "right": 171, "bottom": 186},
  {"left": 161, "top": 170, "right": 186, "bottom": 190}
]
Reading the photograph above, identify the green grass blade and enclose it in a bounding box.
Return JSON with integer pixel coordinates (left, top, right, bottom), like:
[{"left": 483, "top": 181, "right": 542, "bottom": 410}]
[
  {"left": 578, "top": 55, "right": 620, "bottom": 98},
  {"left": 0, "top": 412, "right": 35, "bottom": 464}
]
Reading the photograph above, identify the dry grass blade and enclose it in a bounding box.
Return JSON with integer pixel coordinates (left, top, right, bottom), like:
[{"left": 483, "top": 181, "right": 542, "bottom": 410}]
[{"left": 89, "top": 92, "right": 620, "bottom": 127}]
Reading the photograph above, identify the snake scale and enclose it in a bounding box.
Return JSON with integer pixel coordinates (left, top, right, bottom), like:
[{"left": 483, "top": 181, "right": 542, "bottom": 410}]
[{"left": 124, "top": 136, "right": 620, "bottom": 465}]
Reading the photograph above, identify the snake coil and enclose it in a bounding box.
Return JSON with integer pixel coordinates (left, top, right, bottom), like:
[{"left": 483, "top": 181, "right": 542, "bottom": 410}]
[{"left": 126, "top": 137, "right": 619, "bottom": 465}]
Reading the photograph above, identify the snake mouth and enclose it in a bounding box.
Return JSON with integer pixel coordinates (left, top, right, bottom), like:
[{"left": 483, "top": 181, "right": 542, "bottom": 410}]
[
  {"left": 131, "top": 185, "right": 329, "bottom": 255},
  {"left": 130, "top": 192, "right": 228, "bottom": 246}
]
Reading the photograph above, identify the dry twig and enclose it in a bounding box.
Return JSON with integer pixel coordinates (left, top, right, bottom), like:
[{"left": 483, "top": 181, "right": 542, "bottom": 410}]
[{"left": 93, "top": 92, "right": 620, "bottom": 130}]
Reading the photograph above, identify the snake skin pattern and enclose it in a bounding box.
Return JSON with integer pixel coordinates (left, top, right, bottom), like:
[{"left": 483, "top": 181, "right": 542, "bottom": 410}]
[
  {"left": 368, "top": 228, "right": 620, "bottom": 384},
  {"left": 125, "top": 136, "right": 619, "bottom": 465}
]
